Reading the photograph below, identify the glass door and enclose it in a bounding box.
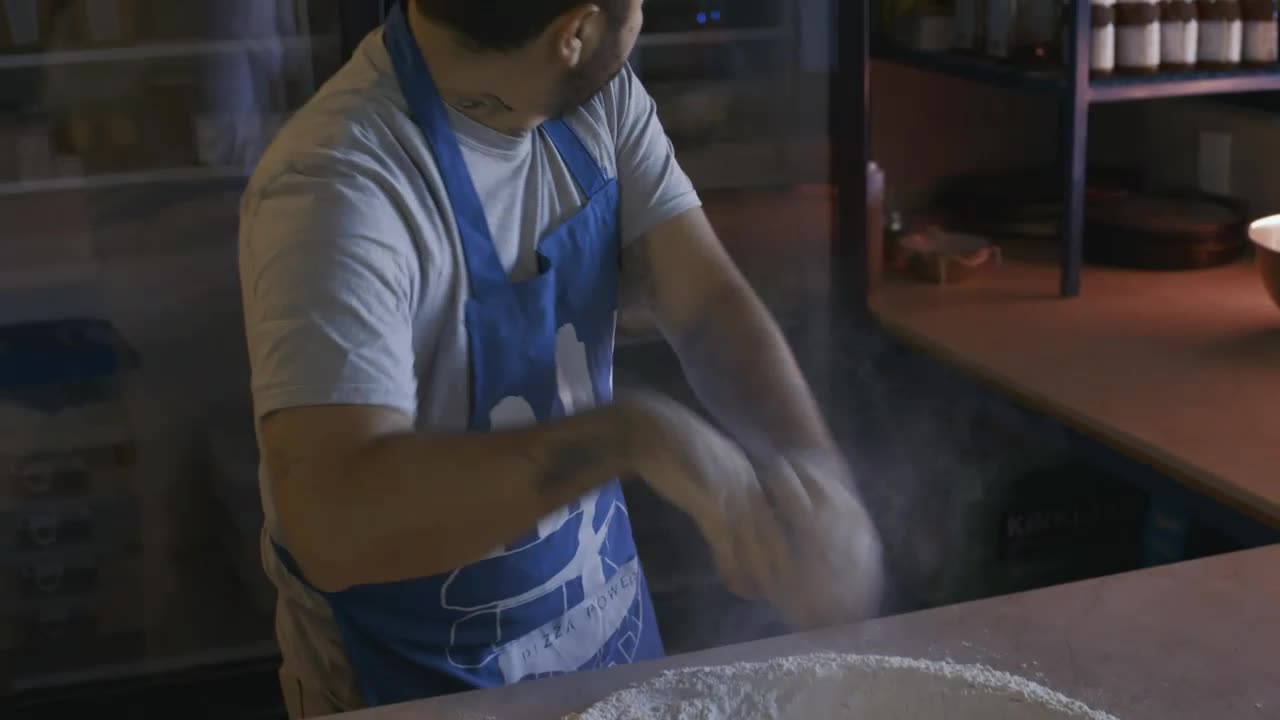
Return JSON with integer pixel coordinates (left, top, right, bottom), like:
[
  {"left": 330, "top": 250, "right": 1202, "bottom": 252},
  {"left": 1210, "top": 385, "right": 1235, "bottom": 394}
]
[{"left": 0, "top": 0, "right": 343, "bottom": 696}]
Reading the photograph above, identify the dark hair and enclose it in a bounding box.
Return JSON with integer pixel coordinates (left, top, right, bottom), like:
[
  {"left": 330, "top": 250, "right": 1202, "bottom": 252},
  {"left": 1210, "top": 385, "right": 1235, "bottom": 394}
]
[{"left": 411, "top": 0, "right": 627, "bottom": 52}]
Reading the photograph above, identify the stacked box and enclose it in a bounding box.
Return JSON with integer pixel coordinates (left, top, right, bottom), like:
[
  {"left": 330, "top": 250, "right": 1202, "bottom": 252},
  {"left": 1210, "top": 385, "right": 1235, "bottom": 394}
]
[{"left": 0, "top": 317, "right": 144, "bottom": 684}]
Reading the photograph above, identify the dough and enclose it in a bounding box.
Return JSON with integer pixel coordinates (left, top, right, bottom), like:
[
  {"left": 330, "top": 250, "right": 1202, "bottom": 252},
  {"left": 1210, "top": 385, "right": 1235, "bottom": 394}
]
[{"left": 567, "top": 652, "right": 1119, "bottom": 720}]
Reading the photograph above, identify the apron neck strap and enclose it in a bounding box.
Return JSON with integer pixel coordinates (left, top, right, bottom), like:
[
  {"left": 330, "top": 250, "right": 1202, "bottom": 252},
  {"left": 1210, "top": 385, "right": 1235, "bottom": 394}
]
[
  {"left": 542, "top": 119, "right": 609, "bottom": 198},
  {"left": 384, "top": 1, "right": 507, "bottom": 296}
]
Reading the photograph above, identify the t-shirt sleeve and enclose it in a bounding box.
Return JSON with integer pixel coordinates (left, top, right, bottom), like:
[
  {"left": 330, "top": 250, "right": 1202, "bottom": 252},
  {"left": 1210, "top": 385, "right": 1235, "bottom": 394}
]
[
  {"left": 239, "top": 170, "right": 420, "bottom": 420},
  {"left": 611, "top": 64, "right": 702, "bottom": 248}
]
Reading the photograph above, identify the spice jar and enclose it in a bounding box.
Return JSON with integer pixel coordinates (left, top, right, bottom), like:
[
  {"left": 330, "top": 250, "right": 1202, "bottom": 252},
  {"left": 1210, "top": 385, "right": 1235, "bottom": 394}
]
[
  {"left": 1161, "top": 0, "right": 1200, "bottom": 68},
  {"left": 1198, "top": 0, "right": 1243, "bottom": 67},
  {"left": 1241, "top": 0, "right": 1278, "bottom": 65},
  {"left": 1115, "top": 0, "right": 1162, "bottom": 72},
  {"left": 1092, "top": 0, "right": 1118, "bottom": 75}
]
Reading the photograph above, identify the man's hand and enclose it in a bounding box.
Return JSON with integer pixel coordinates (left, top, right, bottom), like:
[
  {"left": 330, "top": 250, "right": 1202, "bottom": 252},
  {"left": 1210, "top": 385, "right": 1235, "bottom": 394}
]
[
  {"left": 753, "top": 450, "right": 885, "bottom": 629},
  {"left": 615, "top": 390, "right": 781, "bottom": 600},
  {"left": 618, "top": 391, "right": 885, "bottom": 627}
]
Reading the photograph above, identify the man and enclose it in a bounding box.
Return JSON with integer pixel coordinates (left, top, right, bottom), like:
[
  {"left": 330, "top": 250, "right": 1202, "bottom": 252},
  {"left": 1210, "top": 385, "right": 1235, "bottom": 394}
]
[{"left": 238, "top": 0, "right": 883, "bottom": 717}]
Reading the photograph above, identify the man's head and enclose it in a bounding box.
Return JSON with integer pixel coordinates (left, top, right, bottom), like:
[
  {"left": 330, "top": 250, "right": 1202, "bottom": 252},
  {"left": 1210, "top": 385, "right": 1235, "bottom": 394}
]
[{"left": 411, "top": 0, "right": 644, "bottom": 118}]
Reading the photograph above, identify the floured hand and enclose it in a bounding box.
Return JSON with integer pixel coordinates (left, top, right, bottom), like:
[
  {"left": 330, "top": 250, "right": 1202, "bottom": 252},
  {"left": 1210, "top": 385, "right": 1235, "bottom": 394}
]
[
  {"left": 615, "top": 390, "right": 781, "bottom": 599},
  {"left": 749, "top": 450, "right": 885, "bottom": 630}
]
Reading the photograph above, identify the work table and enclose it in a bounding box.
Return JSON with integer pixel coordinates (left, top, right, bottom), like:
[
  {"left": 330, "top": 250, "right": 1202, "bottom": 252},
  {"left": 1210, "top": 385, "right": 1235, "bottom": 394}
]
[
  {"left": 336, "top": 544, "right": 1279, "bottom": 719},
  {"left": 870, "top": 250, "right": 1280, "bottom": 529}
]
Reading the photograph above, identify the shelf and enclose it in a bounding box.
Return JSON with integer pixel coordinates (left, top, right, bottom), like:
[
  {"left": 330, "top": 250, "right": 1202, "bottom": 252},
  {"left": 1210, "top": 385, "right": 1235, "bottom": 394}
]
[
  {"left": 1089, "top": 67, "right": 1280, "bottom": 102},
  {"left": 0, "top": 35, "right": 338, "bottom": 70},
  {"left": 636, "top": 27, "right": 788, "bottom": 49},
  {"left": 0, "top": 166, "right": 247, "bottom": 197},
  {"left": 13, "top": 641, "right": 279, "bottom": 694},
  {"left": 873, "top": 41, "right": 1280, "bottom": 103},
  {"left": 0, "top": 260, "right": 97, "bottom": 293},
  {"left": 870, "top": 42, "right": 1065, "bottom": 94}
]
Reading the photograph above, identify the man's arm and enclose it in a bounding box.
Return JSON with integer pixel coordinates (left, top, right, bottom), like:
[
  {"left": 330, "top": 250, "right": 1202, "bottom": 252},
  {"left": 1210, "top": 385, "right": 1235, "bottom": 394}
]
[
  {"left": 625, "top": 207, "right": 835, "bottom": 458},
  {"left": 626, "top": 208, "right": 885, "bottom": 626},
  {"left": 263, "top": 389, "right": 767, "bottom": 594},
  {"left": 243, "top": 167, "right": 766, "bottom": 595},
  {"left": 261, "top": 403, "right": 635, "bottom": 592}
]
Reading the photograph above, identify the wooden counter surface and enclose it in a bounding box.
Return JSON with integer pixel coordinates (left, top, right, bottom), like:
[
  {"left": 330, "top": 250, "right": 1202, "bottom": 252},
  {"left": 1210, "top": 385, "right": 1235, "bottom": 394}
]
[
  {"left": 868, "top": 251, "right": 1280, "bottom": 528},
  {"left": 337, "top": 545, "right": 1280, "bottom": 719}
]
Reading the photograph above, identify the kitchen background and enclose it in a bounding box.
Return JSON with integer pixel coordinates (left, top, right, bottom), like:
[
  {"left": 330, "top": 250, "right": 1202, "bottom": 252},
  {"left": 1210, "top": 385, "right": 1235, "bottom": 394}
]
[{"left": 2, "top": 0, "right": 1275, "bottom": 717}]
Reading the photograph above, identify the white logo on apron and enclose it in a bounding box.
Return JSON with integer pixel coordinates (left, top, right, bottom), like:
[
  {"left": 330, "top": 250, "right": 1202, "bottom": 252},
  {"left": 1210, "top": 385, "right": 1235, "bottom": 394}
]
[{"left": 448, "top": 322, "right": 637, "bottom": 681}]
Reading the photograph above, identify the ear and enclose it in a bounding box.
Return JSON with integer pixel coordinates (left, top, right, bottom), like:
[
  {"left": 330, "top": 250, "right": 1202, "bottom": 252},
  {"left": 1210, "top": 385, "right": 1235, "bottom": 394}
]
[{"left": 546, "top": 3, "right": 604, "bottom": 68}]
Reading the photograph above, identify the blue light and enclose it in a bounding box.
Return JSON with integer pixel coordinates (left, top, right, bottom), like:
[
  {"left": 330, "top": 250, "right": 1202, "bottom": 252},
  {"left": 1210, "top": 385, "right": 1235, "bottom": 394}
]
[
  {"left": 711, "top": 9, "right": 721, "bottom": 20},
  {"left": 696, "top": 11, "right": 707, "bottom": 24}
]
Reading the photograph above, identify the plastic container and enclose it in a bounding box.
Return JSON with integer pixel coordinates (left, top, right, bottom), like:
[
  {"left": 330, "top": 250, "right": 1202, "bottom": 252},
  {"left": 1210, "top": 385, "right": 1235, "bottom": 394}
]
[
  {"left": 1116, "top": 0, "right": 1162, "bottom": 72},
  {"left": 1198, "top": 0, "right": 1244, "bottom": 67},
  {"left": 0, "top": 318, "right": 139, "bottom": 458},
  {"left": 1161, "top": 0, "right": 1200, "bottom": 68},
  {"left": 1241, "top": 0, "right": 1278, "bottom": 64},
  {"left": 1092, "top": 0, "right": 1118, "bottom": 75}
]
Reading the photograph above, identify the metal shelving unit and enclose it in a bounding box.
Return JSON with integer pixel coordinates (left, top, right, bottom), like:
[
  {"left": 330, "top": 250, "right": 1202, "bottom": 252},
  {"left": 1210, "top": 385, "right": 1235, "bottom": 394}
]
[
  {"left": 0, "top": 35, "right": 338, "bottom": 69},
  {"left": 636, "top": 26, "right": 789, "bottom": 48},
  {"left": 0, "top": 166, "right": 246, "bottom": 197},
  {"left": 864, "top": 1, "right": 1280, "bottom": 298}
]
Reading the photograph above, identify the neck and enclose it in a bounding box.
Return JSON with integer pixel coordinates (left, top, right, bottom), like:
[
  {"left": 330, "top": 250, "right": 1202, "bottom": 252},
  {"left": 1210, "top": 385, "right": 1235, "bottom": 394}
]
[{"left": 406, "top": 9, "right": 549, "bottom": 135}]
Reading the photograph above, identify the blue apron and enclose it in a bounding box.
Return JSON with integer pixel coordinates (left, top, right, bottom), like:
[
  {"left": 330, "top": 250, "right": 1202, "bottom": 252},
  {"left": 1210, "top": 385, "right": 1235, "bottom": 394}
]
[{"left": 273, "top": 2, "right": 664, "bottom": 708}]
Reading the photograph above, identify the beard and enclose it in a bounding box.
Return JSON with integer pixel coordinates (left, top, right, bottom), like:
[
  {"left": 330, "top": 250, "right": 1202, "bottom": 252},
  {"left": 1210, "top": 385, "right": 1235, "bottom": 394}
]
[{"left": 549, "top": 29, "right": 627, "bottom": 117}]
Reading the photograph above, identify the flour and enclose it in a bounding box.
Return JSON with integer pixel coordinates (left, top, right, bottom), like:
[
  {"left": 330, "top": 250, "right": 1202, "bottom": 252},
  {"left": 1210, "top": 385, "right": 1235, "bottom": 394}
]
[{"left": 567, "top": 652, "right": 1119, "bottom": 720}]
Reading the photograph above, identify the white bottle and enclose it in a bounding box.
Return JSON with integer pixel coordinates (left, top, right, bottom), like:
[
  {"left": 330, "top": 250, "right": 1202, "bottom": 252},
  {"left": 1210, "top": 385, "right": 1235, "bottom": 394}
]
[
  {"left": 1161, "top": 0, "right": 1200, "bottom": 68},
  {"left": 1115, "top": 0, "right": 1162, "bottom": 72},
  {"left": 1092, "top": 0, "right": 1118, "bottom": 74},
  {"left": 1198, "top": 0, "right": 1243, "bottom": 66},
  {"left": 1242, "top": 0, "right": 1278, "bottom": 65}
]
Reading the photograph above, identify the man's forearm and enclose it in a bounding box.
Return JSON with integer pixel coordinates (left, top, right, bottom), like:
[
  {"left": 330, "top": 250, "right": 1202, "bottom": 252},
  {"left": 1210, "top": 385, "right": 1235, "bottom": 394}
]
[
  {"left": 670, "top": 280, "right": 835, "bottom": 459},
  {"left": 279, "top": 405, "right": 638, "bottom": 591}
]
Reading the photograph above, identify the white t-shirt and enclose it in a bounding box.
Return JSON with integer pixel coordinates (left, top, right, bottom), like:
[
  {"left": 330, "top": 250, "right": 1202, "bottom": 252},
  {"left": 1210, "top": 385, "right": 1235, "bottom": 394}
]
[{"left": 237, "top": 28, "right": 700, "bottom": 707}]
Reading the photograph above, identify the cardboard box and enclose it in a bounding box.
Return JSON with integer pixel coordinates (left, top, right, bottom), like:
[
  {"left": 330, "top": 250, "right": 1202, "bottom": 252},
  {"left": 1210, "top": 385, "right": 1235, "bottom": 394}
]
[
  {"left": 0, "top": 548, "right": 147, "bottom": 673},
  {"left": 0, "top": 545, "right": 143, "bottom": 618},
  {"left": 0, "top": 492, "right": 142, "bottom": 555},
  {"left": 0, "top": 443, "right": 137, "bottom": 506}
]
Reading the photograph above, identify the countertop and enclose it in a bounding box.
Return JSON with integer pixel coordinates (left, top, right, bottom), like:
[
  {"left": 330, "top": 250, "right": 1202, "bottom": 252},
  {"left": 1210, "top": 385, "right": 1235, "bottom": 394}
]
[
  {"left": 868, "top": 250, "right": 1280, "bottom": 528},
  {"left": 337, "top": 544, "right": 1280, "bottom": 719}
]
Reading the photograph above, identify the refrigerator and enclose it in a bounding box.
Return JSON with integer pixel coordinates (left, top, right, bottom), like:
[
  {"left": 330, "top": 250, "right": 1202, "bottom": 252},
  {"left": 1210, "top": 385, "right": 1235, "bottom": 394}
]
[
  {"left": 1, "top": 1, "right": 347, "bottom": 715},
  {"left": 1, "top": 0, "right": 834, "bottom": 716}
]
